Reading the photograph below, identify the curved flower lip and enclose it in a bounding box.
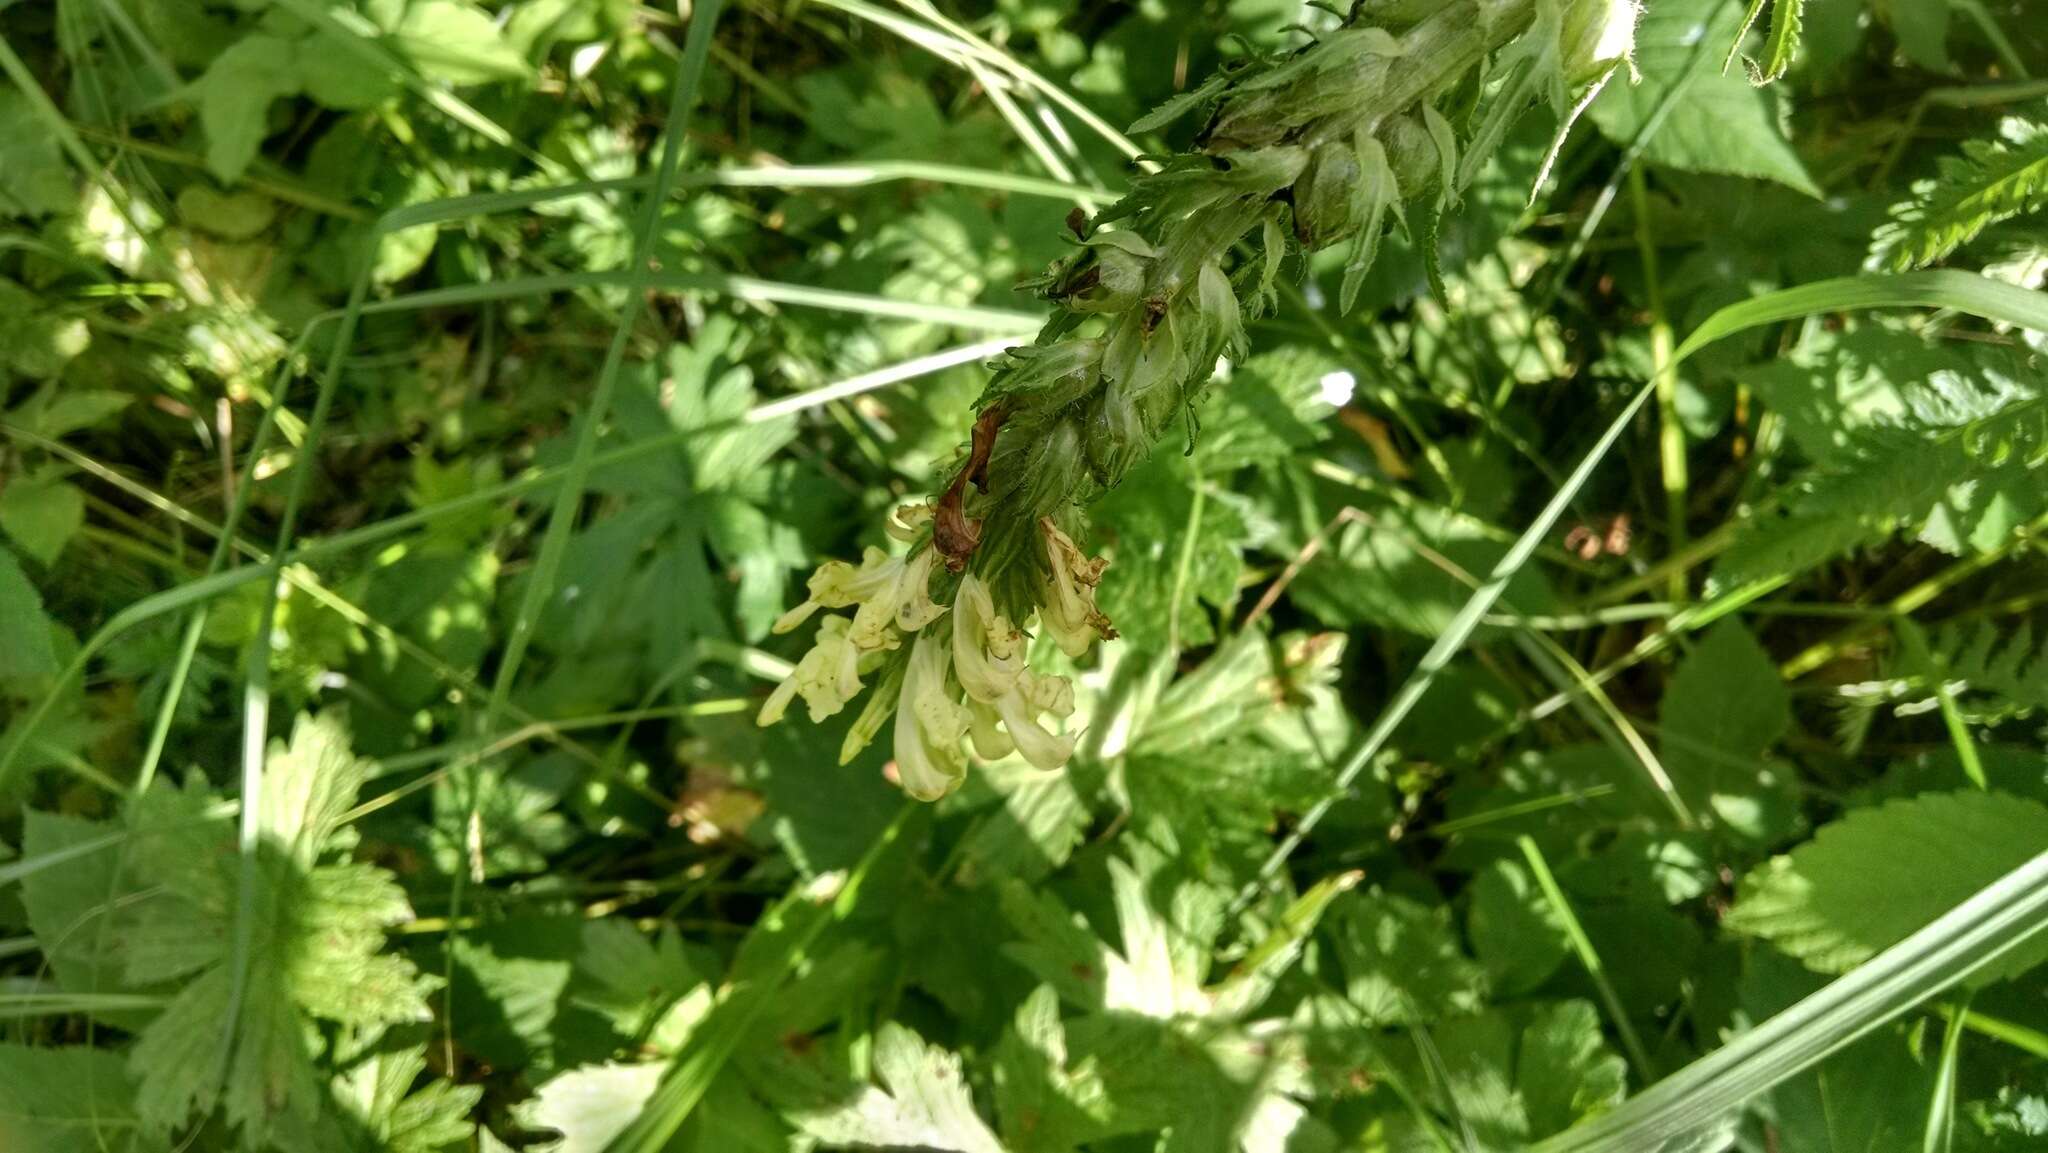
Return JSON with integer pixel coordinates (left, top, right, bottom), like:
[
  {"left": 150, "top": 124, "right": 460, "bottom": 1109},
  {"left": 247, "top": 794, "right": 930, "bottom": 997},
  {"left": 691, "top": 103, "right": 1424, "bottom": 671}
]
[
  {"left": 756, "top": 615, "right": 864, "bottom": 726},
  {"left": 992, "top": 672, "right": 1077, "bottom": 770},
  {"left": 952, "top": 573, "right": 1025, "bottom": 704},
  {"left": 893, "top": 630, "right": 972, "bottom": 801}
]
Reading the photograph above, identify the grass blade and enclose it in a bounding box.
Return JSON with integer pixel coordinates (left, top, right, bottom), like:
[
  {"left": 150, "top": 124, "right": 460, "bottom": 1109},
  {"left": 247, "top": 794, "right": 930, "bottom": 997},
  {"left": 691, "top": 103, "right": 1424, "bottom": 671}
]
[{"left": 1529, "top": 851, "right": 2048, "bottom": 1152}]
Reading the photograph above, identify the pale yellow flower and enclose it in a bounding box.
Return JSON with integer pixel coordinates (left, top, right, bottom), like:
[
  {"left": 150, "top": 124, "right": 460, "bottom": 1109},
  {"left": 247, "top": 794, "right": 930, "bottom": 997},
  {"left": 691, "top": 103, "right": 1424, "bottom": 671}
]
[
  {"left": 1039, "top": 518, "right": 1115, "bottom": 658},
  {"left": 952, "top": 572, "right": 1026, "bottom": 704},
  {"left": 893, "top": 630, "right": 973, "bottom": 801},
  {"left": 756, "top": 615, "right": 865, "bottom": 726}
]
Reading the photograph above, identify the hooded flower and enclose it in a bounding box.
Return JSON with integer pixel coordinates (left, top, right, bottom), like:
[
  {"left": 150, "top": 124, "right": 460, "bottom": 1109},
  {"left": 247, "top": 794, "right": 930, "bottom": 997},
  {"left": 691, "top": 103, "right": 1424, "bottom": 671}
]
[
  {"left": 952, "top": 572, "right": 1026, "bottom": 703},
  {"left": 991, "top": 667, "right": 1077, "bottom": 770},
  {"left": 1039, "top": 518, "right": 1116, "bottom": 658},
  {"left": 757, "top": 615, "right": 865, "bottom": 726},
  {"left": 892, "top": 630, "right": 973, "bottom": 801},
  {"left": 772, "top": 544, "right": 947, "bottom": 648}
]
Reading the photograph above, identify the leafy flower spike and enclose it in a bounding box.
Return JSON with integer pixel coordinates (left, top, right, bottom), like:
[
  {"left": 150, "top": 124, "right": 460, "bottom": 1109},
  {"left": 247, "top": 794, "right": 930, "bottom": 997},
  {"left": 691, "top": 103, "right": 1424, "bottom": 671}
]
[{"left": 761, "top": 0, "right": 1629, "bottom": 800}]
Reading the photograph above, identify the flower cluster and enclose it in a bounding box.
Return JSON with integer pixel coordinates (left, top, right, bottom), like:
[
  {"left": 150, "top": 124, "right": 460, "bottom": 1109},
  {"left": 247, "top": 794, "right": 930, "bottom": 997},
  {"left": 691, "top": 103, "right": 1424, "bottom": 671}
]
[{"left": 757, "top": 510, "right": 1114, "bottom": 801}]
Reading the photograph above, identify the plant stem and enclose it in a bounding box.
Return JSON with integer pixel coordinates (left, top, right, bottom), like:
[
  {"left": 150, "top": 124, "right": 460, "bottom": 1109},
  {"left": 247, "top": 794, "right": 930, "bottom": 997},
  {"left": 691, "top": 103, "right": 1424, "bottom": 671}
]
[{"left": 1629, "top": 165, "right": 1688, "bottom": 604}]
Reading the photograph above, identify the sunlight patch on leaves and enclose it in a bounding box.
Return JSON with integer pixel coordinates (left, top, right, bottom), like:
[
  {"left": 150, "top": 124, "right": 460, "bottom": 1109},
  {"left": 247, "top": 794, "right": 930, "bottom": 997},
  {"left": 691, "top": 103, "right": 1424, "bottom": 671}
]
[{"left": 1726, "top": 790, "right": 2048, "bottom": 983}]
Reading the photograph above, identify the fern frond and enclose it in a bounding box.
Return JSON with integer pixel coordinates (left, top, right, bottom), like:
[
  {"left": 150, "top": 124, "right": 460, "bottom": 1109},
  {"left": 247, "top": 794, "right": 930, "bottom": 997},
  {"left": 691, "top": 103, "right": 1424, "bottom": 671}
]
[
  {"left": 1926, "top": 619, "right": 2048, "bottom": 716},
  {"left": 1870, "top": 115, "right": 2048, "bottom": 271}
]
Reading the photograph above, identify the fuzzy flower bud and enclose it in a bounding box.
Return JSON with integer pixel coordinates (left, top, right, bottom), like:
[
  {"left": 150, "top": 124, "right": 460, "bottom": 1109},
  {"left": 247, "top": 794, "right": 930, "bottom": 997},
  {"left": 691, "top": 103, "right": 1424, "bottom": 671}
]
[{"left": 1562, "top": 0, "right": 1639, "bottom": 85}]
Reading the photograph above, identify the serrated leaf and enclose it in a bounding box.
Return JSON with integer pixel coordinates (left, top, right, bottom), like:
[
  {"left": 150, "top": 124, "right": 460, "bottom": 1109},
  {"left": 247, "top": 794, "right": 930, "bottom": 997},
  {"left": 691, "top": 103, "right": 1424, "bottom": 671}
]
[
  {"left": 994, "top": 985, "right": 1114, "bottom": 1153},
  {"left": 1386, "top": 1001, "right": 1627, "bottom": 1151},
  {"left": 1590, "top": 0, "right": 1819, "bottom": 194},
  {"left": 776, "top": 1023, "right": 1003, "bottom": 1153},
  {"left": 525, "top": 1062, "right": 666, "bottom": 1153},
  {"left": 1726, "top": 790, "right": 2048, "bottom": 983},
  {"left": 0, "top": 1043, "right": 163, "bottom": 1153},
  {"left": 1870, "top": 116, "right": 2048, "bottom": 272},
  {"left": 382, "top": 0, "right": 531, "bottom": 85}
]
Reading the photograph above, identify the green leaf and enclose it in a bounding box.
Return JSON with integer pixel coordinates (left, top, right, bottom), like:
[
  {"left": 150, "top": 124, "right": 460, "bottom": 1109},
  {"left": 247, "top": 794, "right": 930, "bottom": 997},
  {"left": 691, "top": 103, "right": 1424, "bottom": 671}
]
[
  {"left": 1388, "top": 1002, "right": 1627, "bottom": 1151},
  {"left": 0, "top": 280, "right": 90, "bottom": 380},
  {"left": 1659, "top": 621, "right": 1798, "bottom": 842},
  {"left": 1328, "top": 889, "right": 1489, "bottom": 1026},
  {"left": 1468, "top": 859, "right": 1571, "bottom": 995},
  {"left": 175, "top": 185, "right": 277, "bottom": 239},
  {"left": 327, "top": 1045, "right": 483, "bottom": 1153},
  {"left": 1726, "top": 790, "right": 2048, "bottom": 983},
  {"left": 196, "top": 35, "right": 302, "bottom": 183},
  {"left": 0, "top": 90, "right": 73, "bottom": 218},
  {"left": 778, "top": 1023, "right": 1004, "bottom": 1153},
  {"left": 123, "top": 717, "right": 432, "bottom": 1144},
  {"left": 1870, "top": 117, "right": 2048, "bottom": 271},
  {"left": 525, "top": 1062, "right": 666, "bottom": 1153},
  {"left": 381, "top": 0, "right": 531, "bottom": 85},
  {"left": 5, "top": 385, "right": 130, "bottom": 437},
  {"left": 993, "top": 985, "right": 1114, "bottom": 1152},
  {"left": 0, "top": 543, "right": 58, "bottom": 680},
  {"left": 1879, "top": 0, "right": 1951, "bottom": 72},
  {"left": 0, "top": 476, "right": 84, "bottom": 567},
  {"left": 1589, "top": 0, "right": 1820, "bottom": 195},
  {"left": 0, "top": 1043, "right": 163, "bottom": 1153}
]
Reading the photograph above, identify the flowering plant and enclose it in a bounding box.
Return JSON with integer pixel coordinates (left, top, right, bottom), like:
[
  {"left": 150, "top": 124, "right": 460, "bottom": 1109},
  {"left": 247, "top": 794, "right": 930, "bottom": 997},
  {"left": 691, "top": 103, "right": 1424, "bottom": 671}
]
[{"left": 760, "top": 0, "right": 1638, "bottom": 799}]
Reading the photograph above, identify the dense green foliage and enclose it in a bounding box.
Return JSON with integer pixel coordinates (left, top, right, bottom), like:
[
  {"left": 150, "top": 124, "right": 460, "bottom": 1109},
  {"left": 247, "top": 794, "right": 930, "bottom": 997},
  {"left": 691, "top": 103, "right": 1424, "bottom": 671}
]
[{"left": 1, "top": 0, "right": 2046, "bottom": 1151}]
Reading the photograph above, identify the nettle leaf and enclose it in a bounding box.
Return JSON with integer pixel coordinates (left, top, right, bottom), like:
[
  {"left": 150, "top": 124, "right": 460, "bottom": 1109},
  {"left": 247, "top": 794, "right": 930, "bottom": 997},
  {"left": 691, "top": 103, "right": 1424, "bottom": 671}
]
[
  {"left": 1726, "top": 790, "right": 2048, "bottom": 983},
  {"left": 1328, "top": 889, "right": 1488, "bottom": 1027},
  {"left": 0, "top": 1043, "right": 161, "bottom": 1153},
  {"left": 1590, "top": 0, "right": 1820, "bottom": 195},
  {"left": 125, "top": 714, "right": 432, "bottom": 1145},
  {"left": 1660, "top": 620, "right": 1799, "bottom": 843}
]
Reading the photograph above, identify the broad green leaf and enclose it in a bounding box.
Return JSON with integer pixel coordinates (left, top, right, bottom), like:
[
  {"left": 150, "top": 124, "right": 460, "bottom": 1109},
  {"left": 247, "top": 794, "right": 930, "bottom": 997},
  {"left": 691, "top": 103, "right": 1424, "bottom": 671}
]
[
  {"left": 327, "top": 1045, "right": 482, "bottom": 1153},
  {"left": 0, "top": 543, "right": 58, "bottom": 679},
  {"left": 0, "top": 1043, "right": 163, "bottom": 1153},
  {"left": 380, "top": 0, "right": 532, "bottom": 85},
  {"left": 196, "top": 35, "right": 302, "bottom": 183},
  {"left": 175, "top": 186, "right": 277, "bottom": 239},
  {"left": 19, "top": 809, "right": 164, "bottom": 1028},
  {"left": 1469, "top": 859, "right": 1571, "bottom": 995},
  {"left": 1879, "top": 0, "right": 1951, "bottom": 72},
  {"left": 0, "top": 90, "right": 72, "bottom": 217},
  {"left": 1726, "top": 790, "right": 2048, "bottom": 983},
  {"left": 0, "top": 280, "right": 90, "bottom": 379},
  {"left": 5, "top": 385, "right": 130, "bottom": 437},
  {"left": 1386, "top": 1002, "right": 1627, "bottom": 1151},
  {"left": 0, "top": 476, "right": 84, "bottom": 567},
  {"left": 1328, "top": 889, "right": 1488, "bottom": 1026},
  {"left": 1659, "top": 621, "right": 1798, "bottom": 842},
  {"left": 1589, "top": 0, "right": 1820, "bottom": 195},
  {"left": 525, "top": 1062, "right": 665, "bottom": 1153}
]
